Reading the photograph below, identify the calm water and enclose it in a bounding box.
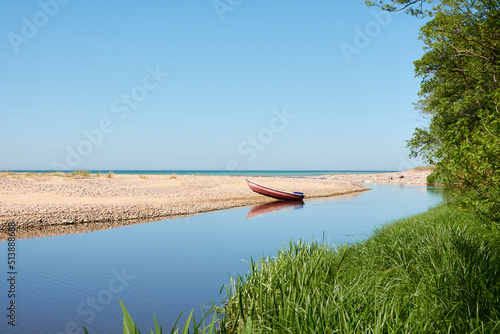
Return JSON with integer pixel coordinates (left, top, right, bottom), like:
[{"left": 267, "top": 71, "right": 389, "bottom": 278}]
[{"left": 0, "top": 184, "right": 444, "bottom": 334}]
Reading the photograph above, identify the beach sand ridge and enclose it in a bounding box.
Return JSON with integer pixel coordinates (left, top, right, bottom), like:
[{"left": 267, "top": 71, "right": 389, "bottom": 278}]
[{"left": 0, "top": 170, "right": 431, "bottom": 239}]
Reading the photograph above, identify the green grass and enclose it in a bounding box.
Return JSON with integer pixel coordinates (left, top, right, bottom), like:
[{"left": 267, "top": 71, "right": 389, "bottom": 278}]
[
  {"left": 86, "top": 203, "right": 500, "bottom": 333},
  {"left": 90, "top": 300, "right": 219, "bottom": 334},
  {"left": 71, "top": 170, "right": 91, "bottom": 177},
  {"left": 1, "top": 171, "right": 61, "bottom": 178},
  {"left": 412, "top": 165, "right": 436, "bottom": 171},
  {"left": 220, "top": 203, "right": 500, "bottom": 333}
]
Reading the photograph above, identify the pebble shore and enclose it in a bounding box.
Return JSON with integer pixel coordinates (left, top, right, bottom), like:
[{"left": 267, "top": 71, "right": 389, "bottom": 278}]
[{"left": 0, "top": 169, "right": 431, "bottom": 240}]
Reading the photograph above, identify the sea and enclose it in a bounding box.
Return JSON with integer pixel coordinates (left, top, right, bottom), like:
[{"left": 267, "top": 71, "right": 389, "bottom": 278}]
[{"left": 8, "top": 170, "right": 396, "bottom": 177}]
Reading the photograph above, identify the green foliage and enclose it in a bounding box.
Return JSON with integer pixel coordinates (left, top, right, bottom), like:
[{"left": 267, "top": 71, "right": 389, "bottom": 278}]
[
  {"left": 390, "top": 0, "right": 500, "bottom": 222},
  {"left": 367, "top": 1, "right": 500, "bottom": 221},
  {"left": 222, "top": 204, "right": 500, "bottom": 333},
  {"left": 427, "top": 170, "right": 445, "bottom": 185},
  {"left": 364, "top": 0, "right": 433, "bottom": 17}
]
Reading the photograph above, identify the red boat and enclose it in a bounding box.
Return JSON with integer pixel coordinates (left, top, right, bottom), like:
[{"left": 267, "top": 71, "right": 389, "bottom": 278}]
[{"left": 246, "top": 179, "right": 305, "bottom": 200}]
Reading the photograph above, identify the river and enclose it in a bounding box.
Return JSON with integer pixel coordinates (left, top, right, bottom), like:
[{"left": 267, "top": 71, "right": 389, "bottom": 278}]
[{"left": 0, "top": 183, "right": 445, "bottom": 334}]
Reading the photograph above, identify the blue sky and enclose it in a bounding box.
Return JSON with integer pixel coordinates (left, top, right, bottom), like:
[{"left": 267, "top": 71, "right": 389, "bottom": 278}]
[{"left": 0, "top": 0, "right": 429, "bottom": 171}]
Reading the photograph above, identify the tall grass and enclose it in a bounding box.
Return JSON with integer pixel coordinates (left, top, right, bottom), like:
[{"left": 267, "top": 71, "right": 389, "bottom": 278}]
[
  {"left": 72, "top": 170, "right": 91, "bottom": 177},
  {"left": 86, "top": 204, "right": 500, "bottom": 333},
  {"left": 87, "top": 300, "right": 219, "bottom": 334},
  {"left": 221, "top": 204, "right": 500, "bottom": 333}
]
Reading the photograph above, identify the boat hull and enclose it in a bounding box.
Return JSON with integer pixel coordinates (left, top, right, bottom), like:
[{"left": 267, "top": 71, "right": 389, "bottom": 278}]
[{"left": 246, "top": 179, "right": 305, "bottom": 201}]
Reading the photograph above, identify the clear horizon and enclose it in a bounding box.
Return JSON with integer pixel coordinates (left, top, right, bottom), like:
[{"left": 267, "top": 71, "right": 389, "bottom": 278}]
[
  {"left": 1, "top": 1, "right": 428, "bottom": 171},
  {"left": 6, "top": 168, "right": 400, "bottom": 171}
]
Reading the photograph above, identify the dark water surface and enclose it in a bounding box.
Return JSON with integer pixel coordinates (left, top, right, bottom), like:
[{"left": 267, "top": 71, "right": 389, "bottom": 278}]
[{"left": 0, "top": 184, "right": 445, "bottom": 334}]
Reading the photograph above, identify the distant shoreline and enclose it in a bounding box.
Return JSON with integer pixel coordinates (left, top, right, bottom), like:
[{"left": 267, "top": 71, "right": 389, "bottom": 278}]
[
  {"left": 2, "top": 169, "right": 399, "bottom": 177},
  {"left": 0, "top": 169, "right": 432, "bottom": 240}
]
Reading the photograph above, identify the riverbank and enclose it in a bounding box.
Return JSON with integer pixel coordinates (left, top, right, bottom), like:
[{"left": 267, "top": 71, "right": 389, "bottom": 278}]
[
  {"left": 0, "top": 169, "right": 430, "bottom": 239},
  {"left": 118, "top": 202, "right": 500, "bottom": 333},
  {"left": 203, "top": 204, "right": 500, "bottom": 333}
]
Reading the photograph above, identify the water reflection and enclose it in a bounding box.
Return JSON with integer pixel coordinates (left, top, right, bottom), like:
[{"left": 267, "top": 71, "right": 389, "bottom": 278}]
[
  {"left": 0, "top": 184, "right": 445, "bottom": 334},
  {"left": 427, "top": 186, "right": 453, "bottom": 202},
  {"left": 246, "top": 200, "right": 304, "bottom": 220}
]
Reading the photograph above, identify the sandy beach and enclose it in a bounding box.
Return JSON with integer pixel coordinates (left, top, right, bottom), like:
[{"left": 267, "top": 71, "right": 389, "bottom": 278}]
[{"left": 0, "top": 169, "right": 431, "bottom": 239}]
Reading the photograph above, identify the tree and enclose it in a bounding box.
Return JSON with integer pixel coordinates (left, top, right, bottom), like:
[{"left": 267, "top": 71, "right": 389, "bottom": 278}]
[
  {"left": 365, "top": 0, "right": 433, "bottom": 17},
  {"left": 368, "top": 0, "right": 500, "bottom": 222}
]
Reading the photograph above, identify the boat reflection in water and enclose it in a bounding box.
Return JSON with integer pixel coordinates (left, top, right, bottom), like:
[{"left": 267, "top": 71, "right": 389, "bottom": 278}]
[{"left": 246, "top": 200, "right": 305, "bottom": 220}]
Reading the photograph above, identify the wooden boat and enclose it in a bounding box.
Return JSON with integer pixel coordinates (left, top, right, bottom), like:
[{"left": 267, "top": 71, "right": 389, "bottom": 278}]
[
  {"left": 246, "top": 200, "right": 304, "bottom": 219},
  {"left": 246, "top": 179, "right": 305, "bottom": 200}
]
